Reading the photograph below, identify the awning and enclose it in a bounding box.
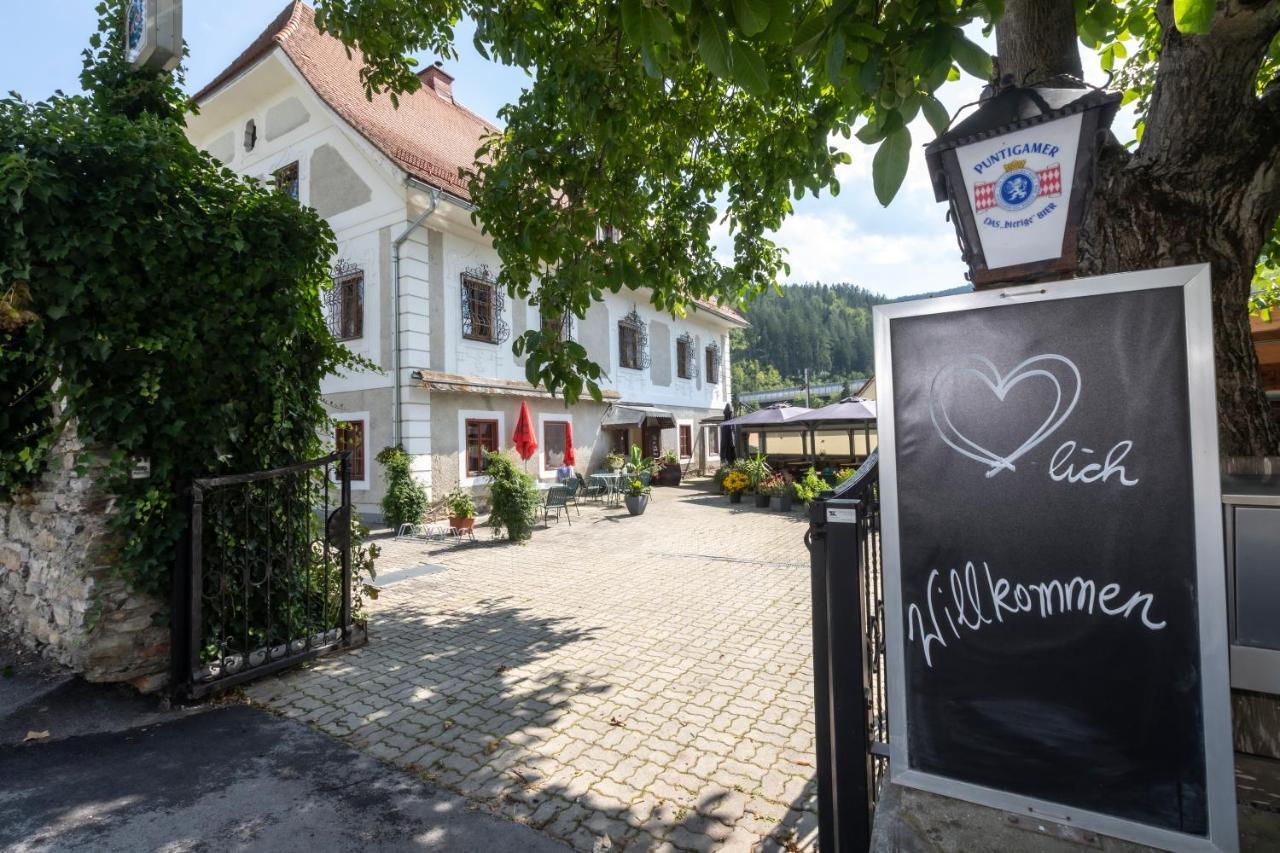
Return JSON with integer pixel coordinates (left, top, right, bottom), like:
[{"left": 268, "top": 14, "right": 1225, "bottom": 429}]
[{"left": 602, "top": 404, "right": 676, "bottom": 429}]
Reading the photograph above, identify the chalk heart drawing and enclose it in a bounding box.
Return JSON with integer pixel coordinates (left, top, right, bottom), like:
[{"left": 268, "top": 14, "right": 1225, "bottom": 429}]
[{"left": 929, "top": 354, "right": 1081, "bottom": 478}]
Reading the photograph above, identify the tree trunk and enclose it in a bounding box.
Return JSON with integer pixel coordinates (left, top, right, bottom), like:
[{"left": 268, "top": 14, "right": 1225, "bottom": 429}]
[
  {"left": 994, "top": 0, "right": 1083, "bottom": 87},
  {"left": 991, "top": 0, "right": 1280, "bottom": 457}
]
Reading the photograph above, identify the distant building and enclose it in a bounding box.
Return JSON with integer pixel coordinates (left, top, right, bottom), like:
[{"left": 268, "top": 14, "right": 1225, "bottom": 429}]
[{"left": 187, "top": 1, "right": 746, "bottom": 519}]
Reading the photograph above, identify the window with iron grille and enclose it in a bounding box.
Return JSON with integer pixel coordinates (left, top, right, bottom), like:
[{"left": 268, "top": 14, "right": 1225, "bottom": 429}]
[
  {"left": 335, "top": 420, "right": 365, "bottom": 481},
  {"left": 541, "top": 311, "right": 572, "bottom": 342},
  {"left": 465, "top": 419, "right": 499, "bottom": 475},
  {"left": 461, "top": 267, "right": 509, "bottom": 344},
  {"left": 676, "top": 333, "right": 697, "bottom": 380},
  {"left": 618, "top": 309, "right": 649, "bottom": 370},
  {"left": 274, "top": 161, "right": 299, "bottom": 201},
  {"left": 325, "top": 261, "right": 364, "bottom": 341},
  {"left": 705, "top": 341, "right": 722, "bottom": 384},
  {"left": 679, "top": 425, "right": 692, "bottom": 458}
]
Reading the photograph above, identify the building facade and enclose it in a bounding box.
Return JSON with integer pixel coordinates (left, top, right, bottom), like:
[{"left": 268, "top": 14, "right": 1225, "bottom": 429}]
[{"left": 187, "top": 2, "right": 744, "bottom": 519}]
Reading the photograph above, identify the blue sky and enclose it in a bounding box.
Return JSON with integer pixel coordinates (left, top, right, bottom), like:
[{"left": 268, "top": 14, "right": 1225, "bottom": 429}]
[{"left": 3, "top": 3, "right": 1127, "bottom": 299}]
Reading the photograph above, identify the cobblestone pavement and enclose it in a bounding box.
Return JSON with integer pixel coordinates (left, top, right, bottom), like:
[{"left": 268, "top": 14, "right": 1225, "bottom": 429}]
[{"left": 246, "top": 479, "right": 818, "bottom": 852}]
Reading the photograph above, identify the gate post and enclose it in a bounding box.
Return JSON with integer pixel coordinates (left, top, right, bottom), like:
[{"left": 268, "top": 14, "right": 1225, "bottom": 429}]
[
  {"left": 339, "top": 449, "right": 352, "bottom": 643},
  {"left": 170, "top": 482, "right": 192, "bottom": 691},
  {"left": 810, "top": 493, "right": 874, "bottom": 853}
]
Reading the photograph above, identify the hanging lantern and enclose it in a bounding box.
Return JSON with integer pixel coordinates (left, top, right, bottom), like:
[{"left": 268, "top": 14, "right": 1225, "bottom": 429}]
[
  {"left": 925, "top": 81, "right": 1122, "bottom": 287},
  {"left": 125, "top": 0, "right": 183, "bottom": 72}
]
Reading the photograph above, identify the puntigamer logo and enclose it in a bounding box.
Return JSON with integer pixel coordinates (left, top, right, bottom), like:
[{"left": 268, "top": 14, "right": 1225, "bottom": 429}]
[{"left": 971, "top": 143, "right": 1063, "bottom": 230}]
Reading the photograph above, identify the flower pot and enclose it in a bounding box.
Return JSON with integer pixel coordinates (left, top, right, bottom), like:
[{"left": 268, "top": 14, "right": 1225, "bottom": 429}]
[
  {"left": 624, "top": 494, "right": 649, "bottom": 516},
  {"left": 770, "top": 496, "right": 793, "bottom": 512},
  {"left": 754, "top": 493, "right": 771, "bottom": 508},
  {"left": 449, "top": 516, "right": 475, "bottom": 532},
  {"left": 729, "top": 492, "right": 743, "bottom": 504},
  {"left": 658, "top": 462, "right": 682, "bottom": 486}
]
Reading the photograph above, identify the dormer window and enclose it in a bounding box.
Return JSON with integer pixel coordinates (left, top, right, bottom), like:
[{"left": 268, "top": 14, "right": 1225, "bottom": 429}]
[
  {"left": 705, "top": 341, "right": 722, "bottom": 384},
  {"left": 618, "top": 309, "right": 649, "bottom": 370},
  {"left": 461, "top": 265, "right": 509, "bottom": 344}
]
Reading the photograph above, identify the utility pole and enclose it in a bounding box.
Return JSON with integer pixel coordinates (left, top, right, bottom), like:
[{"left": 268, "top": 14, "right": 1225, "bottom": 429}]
[{"left": 804, "top": 368, "right": 812, "bottom": 408}]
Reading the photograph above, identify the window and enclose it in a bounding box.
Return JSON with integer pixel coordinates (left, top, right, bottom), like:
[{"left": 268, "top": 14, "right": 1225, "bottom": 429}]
[
  {"left": 243, "top": 119, "right": 257, "bottom": 152},
  {"left": 461, "top": 272, "right": 505, "bottom": 343},
  {"left": 325, "top": 262, "right": 363, "bottom": 341},
  {"left": 677, "top": 338, "right": 691, "bottom": 379},
  {"left": 335, "top": 420, "right": 365, "bottom": 481},
  {"left": 679, "top": 425, "right": 693, "bottom": 458},
  {"left": 543, "top": 421, "right": 569, "bottom": 471},
  {"left": 465, "top": 419, "right": 499, "bottom": 475},
  {"left": 618, "top": 309, "right": 648, "bottom": 370},
  {"left": 274, "top": 161, "right": 299, "bottom": 201},
  {"left": 596, "top": 223, "right": 621, "bottom": 243},
  {"left": 610, "top": 429, "right": 629, "bottom": 455},
  {"left": 708, "top": 426, "right": 719, "bottom": 455},
  {"left": 705, "top": 343, "right": 721, "bottom": 384},
  {"left": 541, "top": 311, "right": 570, "bottom": 342}
]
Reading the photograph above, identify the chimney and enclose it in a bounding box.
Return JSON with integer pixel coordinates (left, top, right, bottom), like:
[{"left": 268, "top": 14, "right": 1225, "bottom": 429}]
[{"left": 418, "top": 61, "right": 454, "bottom": 101}]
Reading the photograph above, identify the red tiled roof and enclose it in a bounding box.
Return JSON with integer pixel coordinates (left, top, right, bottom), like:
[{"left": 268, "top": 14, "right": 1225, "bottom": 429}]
[{"left": 192, "top": 1, "right": 498, "bottom": 200}]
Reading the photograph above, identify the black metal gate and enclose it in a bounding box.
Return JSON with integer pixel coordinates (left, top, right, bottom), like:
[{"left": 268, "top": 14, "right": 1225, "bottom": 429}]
[
  {"left": 171, "top": 451, "right": 366, "bottom": 699},
  {"left": 807, "top": 449, "right": 887, "bottom": 853}
]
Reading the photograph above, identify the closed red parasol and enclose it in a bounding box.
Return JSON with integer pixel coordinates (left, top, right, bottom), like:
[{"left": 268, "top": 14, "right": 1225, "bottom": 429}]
[
  {"left": 513, "top": 401, "right": 538, "bottom": 461},
  {"left": 563, "top": 420, "right": 576, "bottom": 467}
]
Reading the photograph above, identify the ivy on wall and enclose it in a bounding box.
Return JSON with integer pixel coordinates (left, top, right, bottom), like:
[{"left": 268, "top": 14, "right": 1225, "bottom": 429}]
[{"left": 0, "top": 2, "right": 359, "bottom": 599}]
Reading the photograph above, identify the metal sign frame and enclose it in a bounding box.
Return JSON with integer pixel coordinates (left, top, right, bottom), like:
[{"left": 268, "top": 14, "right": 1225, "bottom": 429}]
[
  {"left": 873, "top": 265, "right": 1237, "bottom": 853},
  {"left": 125, "top": 0, "right": 182, "bottom": 72}
]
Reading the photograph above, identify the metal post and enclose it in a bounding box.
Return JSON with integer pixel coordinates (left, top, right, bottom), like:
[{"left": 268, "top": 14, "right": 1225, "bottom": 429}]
[
  {"left": 823, "top": 495, "right": 874, "bottom": 853},
  {"left": 170, "top": 482, "right": 191, "bottom": 691},
  {"left": 187, "top": 485, "right": 205, "bottom": 693},
  {"left": 808, "top": 496, "right": 836, "bottom": 850},
  {"left": 339, "top": 450, "right": 353, "bottom": 642}
]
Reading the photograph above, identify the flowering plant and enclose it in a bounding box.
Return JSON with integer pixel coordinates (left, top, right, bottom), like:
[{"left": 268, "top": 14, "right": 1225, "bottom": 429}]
[
  {"left": 761, "top": 473, "right": 788, "bottom": 497},
  {"left": 722, "top": 470, "right": 749, "bottom": 494}
]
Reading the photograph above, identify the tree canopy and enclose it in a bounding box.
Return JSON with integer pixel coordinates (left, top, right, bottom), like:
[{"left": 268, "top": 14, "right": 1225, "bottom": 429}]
[
  {"left": 318, "top": 0, "right": 1279, "bottom": 451},
  {"left": 735, "top": 282, "right": 882, "bottom": 380}
]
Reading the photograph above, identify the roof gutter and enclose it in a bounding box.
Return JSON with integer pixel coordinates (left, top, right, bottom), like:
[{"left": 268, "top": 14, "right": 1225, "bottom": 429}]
[{"left": 392, "top": 187, "right": 440, "bottom": 449}]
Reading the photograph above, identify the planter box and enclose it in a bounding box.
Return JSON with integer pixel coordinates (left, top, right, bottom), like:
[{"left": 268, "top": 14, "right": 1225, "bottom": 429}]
[
  {"left": 770, "top": 496, "right": 794, "bottom": 512},
  {"left": 449, "top": 516, "right": 475, "bottom": 532}
]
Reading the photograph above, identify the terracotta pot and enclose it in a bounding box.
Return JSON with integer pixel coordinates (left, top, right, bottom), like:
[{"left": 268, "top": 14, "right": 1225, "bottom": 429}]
[{"left": 449, "top": 516, "right": 475, "bottom": 532}]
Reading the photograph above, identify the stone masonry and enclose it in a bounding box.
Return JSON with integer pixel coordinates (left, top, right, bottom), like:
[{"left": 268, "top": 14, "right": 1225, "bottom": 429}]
[{"left": 0, "top": 427, "right": 169, "bottom": 691}]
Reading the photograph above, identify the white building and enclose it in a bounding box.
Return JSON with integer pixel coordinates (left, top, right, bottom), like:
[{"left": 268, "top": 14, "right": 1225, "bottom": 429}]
[{"left": 187, "top": 1, "right": 745, "bottom": 519}]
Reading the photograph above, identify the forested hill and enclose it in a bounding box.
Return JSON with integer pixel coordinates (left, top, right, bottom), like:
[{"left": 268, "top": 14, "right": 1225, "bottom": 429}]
[{"left": 732, "top": 283, "right": 884, "bottom": 387}]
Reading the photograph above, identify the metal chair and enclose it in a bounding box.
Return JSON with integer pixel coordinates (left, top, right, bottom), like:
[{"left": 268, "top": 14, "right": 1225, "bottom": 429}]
[
  {"left": 543, "top": 485, "right": 572, "bottom": 527},
  {"left": 582, "top": 473, "right": 608, "bottom": 503},
  {"left": 562, "top": 475, "right": 585, "bottom": 516}
]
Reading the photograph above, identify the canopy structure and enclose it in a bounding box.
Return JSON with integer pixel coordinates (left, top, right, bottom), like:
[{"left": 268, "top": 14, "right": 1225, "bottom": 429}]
[
  {"left": 796, "top": 397, "right": 877, "bottom": 425},
  {"left": 721, "top": 402, "right": 813, "bottom": 429},
  {"left": 601, "top": 404, "right": 676, "bottom": 430}
]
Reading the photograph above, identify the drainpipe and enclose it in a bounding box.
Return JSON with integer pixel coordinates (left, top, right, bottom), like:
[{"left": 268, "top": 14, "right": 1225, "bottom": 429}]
[{"left": 391, "top": 187, "right": 440, "bottom": 449}]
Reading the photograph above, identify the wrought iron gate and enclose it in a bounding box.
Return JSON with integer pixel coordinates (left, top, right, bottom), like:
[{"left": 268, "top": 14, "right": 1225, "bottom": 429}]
[
  {"left": 171, "top": 451, "right": 366, "bottom": 699},
  {"left": 807, "top": 449, "right": 887, "bottom": 853}
]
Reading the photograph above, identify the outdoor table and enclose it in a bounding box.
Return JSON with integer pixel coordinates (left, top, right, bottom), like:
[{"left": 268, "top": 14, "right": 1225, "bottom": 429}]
[{"left": 591, "top": 472, "right": 624, "bottom": 507}]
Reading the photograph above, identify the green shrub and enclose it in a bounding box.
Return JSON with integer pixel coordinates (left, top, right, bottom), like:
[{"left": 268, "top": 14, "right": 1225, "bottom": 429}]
[
  {"left": 484, "top": 451, "right": 540, "bottom": 541},
  {"left": 793, "top": 467, "right": 828, "bottom": 504},
  {"left": 444, "top": 487, "right": 476, "bottom": 519},
  {"left": 376, "top": 446, "right": 429, "bottom": 528}
]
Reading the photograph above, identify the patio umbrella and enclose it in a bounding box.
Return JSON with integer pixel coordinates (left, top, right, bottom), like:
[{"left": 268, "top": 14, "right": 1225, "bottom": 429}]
[
  {"left": 794, "top": 397, "right": 877, "bottom": 424},
  {"left": 721, "top": 402, "right": 813, "bottom": 427},
  {"left": 563, "top": 419, "right": 576, "bottom": 468},
  {"left": 719, "top": 403, "right": 737, "bottom": 465},
  {"left": 513, "top": 401, "right": 538, "bottom": 463}
]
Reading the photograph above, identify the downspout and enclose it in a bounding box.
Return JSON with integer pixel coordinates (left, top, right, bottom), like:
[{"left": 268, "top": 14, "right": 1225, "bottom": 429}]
[{"left": 391, "top": 187, "right": 440, "bottom": 449}]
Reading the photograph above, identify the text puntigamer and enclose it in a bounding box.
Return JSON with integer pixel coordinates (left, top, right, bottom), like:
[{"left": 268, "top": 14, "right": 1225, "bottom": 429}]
[{"left": 972, "top": 142, "right": 1062, "bottom": 175}]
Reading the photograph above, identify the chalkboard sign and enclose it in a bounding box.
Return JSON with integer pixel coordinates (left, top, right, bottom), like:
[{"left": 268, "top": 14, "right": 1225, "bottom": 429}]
[{"left": 874, "top": 266, "right": 1237, "bottom": 852}]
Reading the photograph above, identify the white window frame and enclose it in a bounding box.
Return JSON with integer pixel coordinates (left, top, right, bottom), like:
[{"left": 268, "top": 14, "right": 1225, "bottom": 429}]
[
  {"left": 329, "top": 410, "right": 370, "bottom": 491},
  {"left": 458, "top": 408, "right": 506, "bottom": 487},
  {"left": 677, "top": 419, "right": 695, "bottom": 460},
  {"left": 706, "top": 425, "right": 720, "bottom": 460},
  {"left": 536, "top": 412, "right": 574, "bottom": 479}
]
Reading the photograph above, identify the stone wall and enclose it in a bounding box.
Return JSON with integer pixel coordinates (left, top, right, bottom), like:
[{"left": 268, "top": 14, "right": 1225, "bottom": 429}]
[{"left": 0, "top": 428, "right": 169, "bottom": 692}]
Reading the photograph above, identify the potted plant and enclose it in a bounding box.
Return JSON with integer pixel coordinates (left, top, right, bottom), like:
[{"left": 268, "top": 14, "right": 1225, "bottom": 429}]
[
  {"left": 623, "top": 477, "right": 652, "bottom": 516},
  {"left": 445, "top": 488, "right": 476, "bottom": 532},
  {"left": 723, "top": 470, "right": 749, "bottom": 504},
  {"left": 657, "top": 450, "right": 682, "bottom": 486},
  {"left": 739, "top": 452, "right": 771, "bottom": 507},
  {"left": 605, "top": 451, "right": 625, "bottom": 472},
  {"left": 764, "top": 474, "right": 793, "bottom": 512}
]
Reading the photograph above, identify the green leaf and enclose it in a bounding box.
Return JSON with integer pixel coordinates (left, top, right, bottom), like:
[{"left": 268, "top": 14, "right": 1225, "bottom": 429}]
[
  {"left": 729, "top": 42, "right": 770, "bottom": 96},
  {"left": 921, "top": 95, "right": 951, "bottom": 135},
  {"left": 699, "top": 16, "right": 732, "bottom": 79},
  {"left": 732, "top": 0, "right": 771, "bottom": 37},
  {"left": 1173, "top": 0, "right": 1214, "bottom": 34},
  {"left": 950, "top": 31, "right": 992, "bottom": 81},
  {"left": 872, "top": 125, "right": 911, "bottom": 206},
  {"left": 826, "top": 32, "right": 846, "bottom": 87},
  {"left": 621, "top": 0, "right": 674, "bottom": 44}
]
